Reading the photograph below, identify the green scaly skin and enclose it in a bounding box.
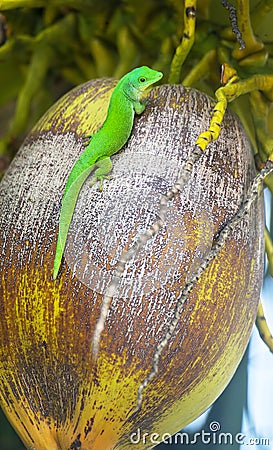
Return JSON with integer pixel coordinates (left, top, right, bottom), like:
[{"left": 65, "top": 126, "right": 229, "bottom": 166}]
[{"left": 53, "top": 66, "right": 163, "bottom": 280}]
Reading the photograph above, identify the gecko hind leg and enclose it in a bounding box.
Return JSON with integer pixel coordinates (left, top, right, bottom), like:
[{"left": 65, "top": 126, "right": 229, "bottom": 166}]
[{"left": 90, "top": 156, "right": 113, "bottom": 191}]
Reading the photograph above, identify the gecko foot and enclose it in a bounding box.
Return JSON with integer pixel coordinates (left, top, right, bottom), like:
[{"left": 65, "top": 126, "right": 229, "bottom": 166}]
[
  {"left": 83, "top": 135, "right": 92, "bottom": 146},
  {"left": 90, "top": 175, "right": 113, "bottom": 191}
]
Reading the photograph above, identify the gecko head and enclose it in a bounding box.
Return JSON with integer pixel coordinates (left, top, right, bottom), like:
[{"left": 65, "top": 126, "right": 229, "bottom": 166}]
[{"left": 124, "top": 66, "right": 163, "bottom": 99}]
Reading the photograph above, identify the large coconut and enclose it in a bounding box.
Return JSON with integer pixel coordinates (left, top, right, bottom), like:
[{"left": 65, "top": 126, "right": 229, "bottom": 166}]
[{"left": 0, "top": 79, "right": 263, "bottom": 449}]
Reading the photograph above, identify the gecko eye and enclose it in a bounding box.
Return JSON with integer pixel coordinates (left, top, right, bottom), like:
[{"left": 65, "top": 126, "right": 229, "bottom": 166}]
[{"left": 139, "top": 77, "right": 146, "bottom": 83}]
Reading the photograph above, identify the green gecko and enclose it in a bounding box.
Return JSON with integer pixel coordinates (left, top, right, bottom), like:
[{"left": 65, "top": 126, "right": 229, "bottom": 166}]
[{"left": 53, "top": 66, "right": 163, "bottom": 279}]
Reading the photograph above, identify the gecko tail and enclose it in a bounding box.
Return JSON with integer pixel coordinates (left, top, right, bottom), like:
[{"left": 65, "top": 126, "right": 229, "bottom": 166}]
[
  {"left": 53, "top": 164, "right": 96, "bottom": 280},
  {"left": 53, "top": 238, "right": 63, "bottom": 280}
]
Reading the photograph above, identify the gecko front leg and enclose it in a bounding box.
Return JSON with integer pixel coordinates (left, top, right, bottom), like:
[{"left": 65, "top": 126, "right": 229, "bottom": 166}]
[{"left": 134, "top": 100, "right": 148, "bottom": 115}]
